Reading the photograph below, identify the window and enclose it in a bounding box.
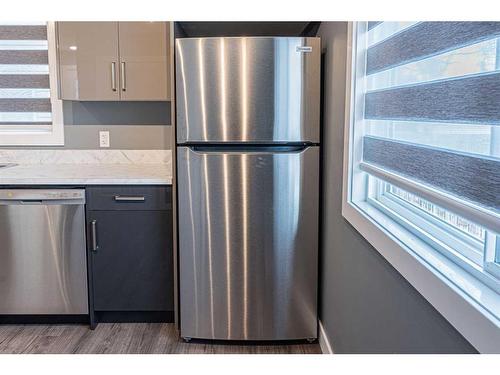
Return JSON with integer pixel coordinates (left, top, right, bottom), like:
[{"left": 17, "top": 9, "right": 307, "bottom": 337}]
[
  {"left": 343, "top": 22, "right": 500, "bottom": 352},
  {"left": 0, "top": 22, "right": 63, "bottom": 145}
]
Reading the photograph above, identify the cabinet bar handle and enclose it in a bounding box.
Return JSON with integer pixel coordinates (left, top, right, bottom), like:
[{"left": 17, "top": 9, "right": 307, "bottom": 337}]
[
  {"left": 121, "top": 61, "right": 126, "bottom": 91},
  {"left": 111, "top": 62, "right": 117, "bottom": 91},
  {"left": 91, "top": 220, "right": 98, "bottom": 252},
  {"left": 114, "top": 195, "right": 145, "bottom": 202}
]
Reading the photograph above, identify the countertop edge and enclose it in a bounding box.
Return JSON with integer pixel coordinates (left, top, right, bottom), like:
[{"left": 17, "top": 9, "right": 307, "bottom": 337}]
[{"left": 0, "top": 179, "right": 173, "bottom": 186}]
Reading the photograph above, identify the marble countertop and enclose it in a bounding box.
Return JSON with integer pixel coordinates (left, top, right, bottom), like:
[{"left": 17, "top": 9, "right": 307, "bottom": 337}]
[
  {"left": 0, "top": 163, "right": 172, "bottom": 185},
  {"left": 0, "top": 150, "right": 172, "bottom": 185}
]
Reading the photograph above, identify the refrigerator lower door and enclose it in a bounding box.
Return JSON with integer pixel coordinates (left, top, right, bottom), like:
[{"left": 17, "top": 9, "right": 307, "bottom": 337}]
[{"left": 177, "top": 146, "right": 319, "bottom": 340}]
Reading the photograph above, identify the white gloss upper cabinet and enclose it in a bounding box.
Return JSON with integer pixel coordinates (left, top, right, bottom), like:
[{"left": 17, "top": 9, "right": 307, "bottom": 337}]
[
  {"left": 118, "top": 22, "right": 169, "bottom": 101},
  {"left": 57, "top": 22, "right": 120, "bottom": 101},
  {"left": 57, "top": 22, "right": 170, "bottom": 101}
]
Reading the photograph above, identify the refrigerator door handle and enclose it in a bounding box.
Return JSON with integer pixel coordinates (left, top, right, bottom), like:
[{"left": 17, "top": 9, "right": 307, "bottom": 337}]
[{"left": 188, "top": 145, "right": 310, "bottom": 153}]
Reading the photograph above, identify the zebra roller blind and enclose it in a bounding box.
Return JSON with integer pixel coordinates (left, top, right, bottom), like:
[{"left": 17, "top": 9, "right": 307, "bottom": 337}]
[
  {"left": 359, "top": 22, "right": 500, "bottom": 219},
  {"left": 0, "top": 22, "right": 52, "bottom": 129}
]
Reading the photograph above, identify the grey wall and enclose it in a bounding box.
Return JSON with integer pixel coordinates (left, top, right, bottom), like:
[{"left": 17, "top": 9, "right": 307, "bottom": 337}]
[
  {"left": 318, "top": 22, "right": 477, "bottom": 354},
  {"left": 63, "top": 124, "right": 172, "bottom": 149},
  {"left": 61, "top": 101, "right": 172, "bottom": 150},
  {"left": 1, "top": 101, "right": 172, "bottom": 150},
  {"left": 63, "top": 101, "right": 171, "bottom": 126}
]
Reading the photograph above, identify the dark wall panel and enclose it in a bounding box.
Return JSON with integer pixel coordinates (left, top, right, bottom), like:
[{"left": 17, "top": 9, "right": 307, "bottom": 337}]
[
  {"left": 318, "top": 21, "right": 477, "bottom": 353},
  {"left": 176, "top": 22, "right": 312, "bottom": 37}
]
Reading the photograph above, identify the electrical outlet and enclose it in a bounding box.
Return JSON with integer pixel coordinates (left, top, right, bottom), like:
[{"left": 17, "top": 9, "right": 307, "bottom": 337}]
[{"left": 99, "top": 131, "right": 110, "bottom": 148}]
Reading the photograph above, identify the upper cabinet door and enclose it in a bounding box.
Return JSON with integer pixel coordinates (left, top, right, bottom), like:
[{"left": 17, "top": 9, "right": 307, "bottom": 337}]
[
  {"left": 118, "top": 22, "right": 170, "bottom": 101},
  {"left": 58, "top": 22, "right": 120, "bottom": 100}
]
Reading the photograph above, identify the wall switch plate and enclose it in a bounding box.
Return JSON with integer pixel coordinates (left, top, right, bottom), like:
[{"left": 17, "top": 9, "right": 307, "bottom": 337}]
[{"left": 99, "top": 131, "right": 110, "bottom": 148}]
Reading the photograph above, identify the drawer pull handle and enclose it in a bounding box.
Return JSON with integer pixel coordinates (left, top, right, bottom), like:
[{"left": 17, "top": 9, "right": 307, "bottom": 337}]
[{"left": 114, "top": 195, "right": 146, "bottom": 202}]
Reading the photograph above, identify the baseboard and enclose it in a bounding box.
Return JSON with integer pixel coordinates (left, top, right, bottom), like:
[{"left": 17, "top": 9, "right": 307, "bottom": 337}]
[
  {"left": 0, "top": 314, "right": 89, "bottom": 325},
  {"left": 94, "top": 310, "right": 174, "bottom": 323},
  {"left": 318, "top": 320, "right": 334, "bottom": 354}
]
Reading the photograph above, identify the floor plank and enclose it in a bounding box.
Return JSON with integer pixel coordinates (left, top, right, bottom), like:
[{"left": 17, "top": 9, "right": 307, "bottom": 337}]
[{"left": 0, "top": 323, "right": 321, "bottom": 354}]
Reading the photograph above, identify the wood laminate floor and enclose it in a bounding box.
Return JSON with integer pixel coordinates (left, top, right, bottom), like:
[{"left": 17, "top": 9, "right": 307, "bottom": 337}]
[{"left": 0, "top": 323, "right": 321, "bottom": 354}]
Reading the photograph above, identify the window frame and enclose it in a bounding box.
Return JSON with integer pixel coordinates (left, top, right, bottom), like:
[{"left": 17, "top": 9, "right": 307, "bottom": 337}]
[
  {"left": 342, "top": 22, "right": 500, "bottom": 353},
  {"left": 485, "top": 232, "right": 500, "bottom": 279},
  {"left": 373, "top": 184, "right": 483, "bottom": 264},
  {"left": 369, "top": 179, "right": 499, "bottom": 293},
  {"left": 382, "top": 183, "right": 485, "bottom": 249},
  {"left": 0, "top": 22, "right": 64, "bottom": 146}
]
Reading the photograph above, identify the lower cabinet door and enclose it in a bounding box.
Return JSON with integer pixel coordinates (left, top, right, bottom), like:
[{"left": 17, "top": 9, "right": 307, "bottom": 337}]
[{"left": 88, "top": 210, "right": 173, "bottom": 311}]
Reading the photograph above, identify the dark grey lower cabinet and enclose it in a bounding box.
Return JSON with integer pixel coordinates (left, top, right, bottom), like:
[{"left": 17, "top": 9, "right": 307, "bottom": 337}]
[{"left": 86, "top": 186, "right": 173, "bottom": 325}]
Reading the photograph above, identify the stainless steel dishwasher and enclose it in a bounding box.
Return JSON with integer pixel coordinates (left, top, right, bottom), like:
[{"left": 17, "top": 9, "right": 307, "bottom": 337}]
[{"left": 0, "top": 189, "right": 88, "bottom": 314}]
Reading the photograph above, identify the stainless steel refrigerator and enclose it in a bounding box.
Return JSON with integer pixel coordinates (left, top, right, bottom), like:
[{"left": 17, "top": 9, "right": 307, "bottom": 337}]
[{"left": 176, "top": 36, "right": 320, "bottom": 341}]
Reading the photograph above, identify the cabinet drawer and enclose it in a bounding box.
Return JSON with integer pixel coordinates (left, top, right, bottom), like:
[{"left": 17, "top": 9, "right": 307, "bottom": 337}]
[{"left": 87, "top": 186, "right": 171, "bottom": 211}]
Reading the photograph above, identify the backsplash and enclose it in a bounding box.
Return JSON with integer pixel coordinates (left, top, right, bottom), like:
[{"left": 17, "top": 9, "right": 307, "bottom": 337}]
[{"left": 0, "top": 149, "right": 171, "bottom": 165}]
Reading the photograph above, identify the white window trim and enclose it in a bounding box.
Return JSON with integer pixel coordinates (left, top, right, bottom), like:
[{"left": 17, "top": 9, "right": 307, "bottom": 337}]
[
  {"left": 342, "top": 22, "right": 500, "bottom": 353},
  {"left": 0, "top": 22, "right": 64, "bottom": 146}
]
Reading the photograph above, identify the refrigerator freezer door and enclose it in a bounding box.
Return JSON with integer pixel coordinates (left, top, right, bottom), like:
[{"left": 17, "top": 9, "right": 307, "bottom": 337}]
[
  {"left": 176, "top": 37, "right": 321, "bottom": 144},
  {"left": 177, "top": 146, "right": 319, "bottom": 340}
]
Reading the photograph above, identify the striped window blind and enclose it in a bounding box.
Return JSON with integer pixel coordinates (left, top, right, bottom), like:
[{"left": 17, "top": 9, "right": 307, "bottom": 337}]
[
  {"left": 349, "top": 22, "right": 500, "bottom": 290},
  {"left": 0, "top": 22, "right": 52, "bottom": 131},
  {"left": 358, "top": 22, "right": 500, "bottom": 225}
]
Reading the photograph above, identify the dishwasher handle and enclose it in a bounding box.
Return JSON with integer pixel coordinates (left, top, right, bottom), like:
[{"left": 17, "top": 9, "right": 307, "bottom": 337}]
[
  {"left": 0, "top": 189, "right": 85, "bottom": 204},
  {"left": 90, "top": 220, "right": 99, "bottom": 252}
]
